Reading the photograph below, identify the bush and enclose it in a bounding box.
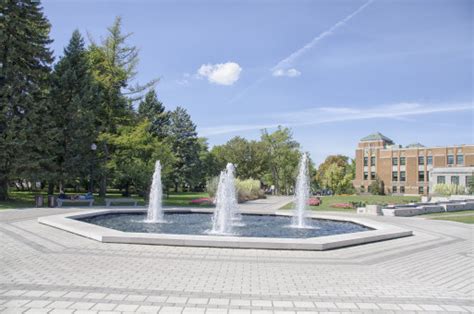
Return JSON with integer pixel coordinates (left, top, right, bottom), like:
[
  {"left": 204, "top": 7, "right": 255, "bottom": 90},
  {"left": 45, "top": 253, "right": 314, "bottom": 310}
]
[
  {"left": 308, "top": 197, "right": 320, "bottom": 206},
  {"left": 206, "top": 177, "right": 264, "bottom": 203},
  {"left": 433, "top": 184, "right": 466, "bottom": 196}
]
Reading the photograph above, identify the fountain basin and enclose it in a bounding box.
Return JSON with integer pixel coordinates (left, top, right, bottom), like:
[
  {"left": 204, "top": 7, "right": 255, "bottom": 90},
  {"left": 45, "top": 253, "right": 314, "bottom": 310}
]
[{"left": 38, "top": 208, "right": 412, "bottom": 250}]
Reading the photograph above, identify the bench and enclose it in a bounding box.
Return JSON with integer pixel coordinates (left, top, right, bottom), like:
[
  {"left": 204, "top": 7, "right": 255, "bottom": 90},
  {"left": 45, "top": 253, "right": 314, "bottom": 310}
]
[
  {"left": 105, "top": 198, "right": 138, "bottom": 207},
  {"left": 57, "top": 198, "right": 94, "bottom": 207}
]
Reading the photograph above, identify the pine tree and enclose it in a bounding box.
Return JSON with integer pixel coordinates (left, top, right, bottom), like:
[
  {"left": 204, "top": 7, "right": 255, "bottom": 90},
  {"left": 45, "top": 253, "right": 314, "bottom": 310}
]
[
  {"left": 0, "top": 0, "right": 54, "bottom": 200},
  {"left": 50, "top": 30, "right": 100, "bottom": 190},
  {"left": 138, "top": 90, "right": 169, "bottom": 139},
  {"left": 168, "top": 107, "right": 201, "bottom": 191}
]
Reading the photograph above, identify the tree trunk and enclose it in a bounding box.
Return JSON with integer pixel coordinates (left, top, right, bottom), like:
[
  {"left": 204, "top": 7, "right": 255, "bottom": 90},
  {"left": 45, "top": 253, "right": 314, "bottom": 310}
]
[
  {"left": 0, "top": 176, "right": 8, "bottom": 201},
  {"left": 48, "top": 183, "right": 55, "bottom": 195},
  {"left": 99, "top": 142, "right": 109, "bottom": 197}
]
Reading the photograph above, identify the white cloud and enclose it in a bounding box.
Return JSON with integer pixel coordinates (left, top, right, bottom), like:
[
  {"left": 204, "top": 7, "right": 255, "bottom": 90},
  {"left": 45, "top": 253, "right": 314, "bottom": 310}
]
[
  {"left": 272, "top": 68, "right": 301, "bottom": 78},
  {"left": 197, "top": 62, "right": 242, "bottom": 86},
  {"left": 198, "top": 102, "right": 473, "bottom": 136}
]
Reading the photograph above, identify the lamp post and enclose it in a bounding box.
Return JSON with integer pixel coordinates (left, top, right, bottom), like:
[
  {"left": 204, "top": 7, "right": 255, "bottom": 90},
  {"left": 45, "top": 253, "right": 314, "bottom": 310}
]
[{"left": 89, "top": 143, "right": 97, "bottom": 193}]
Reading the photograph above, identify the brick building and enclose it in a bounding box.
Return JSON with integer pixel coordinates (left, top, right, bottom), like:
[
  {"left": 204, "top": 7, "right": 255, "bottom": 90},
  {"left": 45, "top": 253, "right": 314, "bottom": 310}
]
[{"left": 353, "top": 132, "right": 474, "bottom": 195}]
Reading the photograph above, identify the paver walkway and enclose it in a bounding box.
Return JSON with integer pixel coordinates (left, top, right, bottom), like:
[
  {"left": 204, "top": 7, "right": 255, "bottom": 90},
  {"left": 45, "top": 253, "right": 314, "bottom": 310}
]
[{"left": 0, "top": 200, "right": 473, "bottom": 314}]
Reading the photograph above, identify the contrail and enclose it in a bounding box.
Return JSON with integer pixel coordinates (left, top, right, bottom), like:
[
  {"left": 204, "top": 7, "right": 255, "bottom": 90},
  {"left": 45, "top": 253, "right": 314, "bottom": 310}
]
[
  {"left": 228, "top": 0, "right": 374, "bottom": 104},
  {"left": 272, "top": 0, "right": 375, "bottom": 72}
]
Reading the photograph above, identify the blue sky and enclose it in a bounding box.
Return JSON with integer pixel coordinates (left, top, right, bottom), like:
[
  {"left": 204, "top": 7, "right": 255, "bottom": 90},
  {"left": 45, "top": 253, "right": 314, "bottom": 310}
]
[{"left": 43, "top": 0, "right": 473, "bottom": 165}]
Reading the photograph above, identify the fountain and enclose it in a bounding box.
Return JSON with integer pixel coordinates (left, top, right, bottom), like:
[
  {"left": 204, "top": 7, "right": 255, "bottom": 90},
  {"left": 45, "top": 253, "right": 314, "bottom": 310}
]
[
  {"left": 292, "top": 153, "right": 310, "bottom": 228},
  {"left": 146, "top": 160, "right": 164, "bottom": 223},
  {"left": 210, "top": 163, "right": 240, "bottom": 234}
]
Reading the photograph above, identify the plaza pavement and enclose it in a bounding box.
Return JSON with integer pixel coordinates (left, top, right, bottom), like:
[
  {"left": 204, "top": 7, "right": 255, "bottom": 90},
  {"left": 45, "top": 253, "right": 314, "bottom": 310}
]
[{"left": 0, "top": 196, "right": 472, "bottom": 314}]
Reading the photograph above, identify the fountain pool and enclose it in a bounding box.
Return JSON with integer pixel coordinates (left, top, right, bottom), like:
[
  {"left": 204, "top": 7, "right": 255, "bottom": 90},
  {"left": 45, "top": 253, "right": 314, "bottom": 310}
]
[{"left": 77, "top": 211, "right": 371, "bottom": 238}]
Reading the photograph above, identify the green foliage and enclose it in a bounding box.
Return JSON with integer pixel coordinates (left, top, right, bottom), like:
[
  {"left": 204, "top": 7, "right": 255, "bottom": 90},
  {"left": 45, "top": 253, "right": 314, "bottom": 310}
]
[
  {"left": 138, "top": 90, "right": 169, "bottom": 139},
  {"left": 369, "top": 176, "right": 385, "bottom": 195},
  {"left": 206, "top": 176, "right": 263, "bottom": 203},
  {"left": 210, "top": 137, "right": 268, "bottom": 180},
  {"left": 49, "top": 30, "right": 100, "bottom": 188},
  {"left": 468, "top": 176, "right": 474, "bottom": 194},
  {"left": 317, "top": 155, "right": 354, "bottom": 194},
  {"left": 102, "top": 120, "right": 175, "bottom": 196},
  {"left": 235, "top": 178, "right": 263, "bottom": 202},
  {"left": 167, "top": 107, "right": 201, "bottom": 191},
  {"left": 433, "top": 183, "right": 466, "bottom": 196},
  {"left": 261, "top": 127, "right": 301, "bottom": 194},
  {"left": 0, "top": 0, "right": 54, "bottom": 200},
  {"left": 321, "top": 163, "right": 354, "bottom": 195}
]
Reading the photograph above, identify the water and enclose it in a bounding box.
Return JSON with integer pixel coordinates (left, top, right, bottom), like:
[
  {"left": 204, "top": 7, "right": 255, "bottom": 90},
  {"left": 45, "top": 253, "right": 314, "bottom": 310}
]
[
  {"left": 146, "top": 160, "right": 164, "bottom": 223},
  {"left": 210, "top": 163, "right": 240, "bottom": 235},
  {"left": 292, "top": 153, "right": 310, "bottom": 228},
  {"left": 78, "top": 212, "right": 371, "bottom": 238}
]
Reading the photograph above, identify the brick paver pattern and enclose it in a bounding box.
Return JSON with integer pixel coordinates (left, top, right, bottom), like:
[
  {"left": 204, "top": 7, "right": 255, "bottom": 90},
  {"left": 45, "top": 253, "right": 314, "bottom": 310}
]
[{"left": 0, "top": 198, "right": 472, "bottom": 313}]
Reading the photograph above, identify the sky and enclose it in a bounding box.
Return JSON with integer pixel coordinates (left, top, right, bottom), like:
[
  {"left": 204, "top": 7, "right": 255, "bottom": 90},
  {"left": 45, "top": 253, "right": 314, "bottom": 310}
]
[{"left": 42, "top": 0, "right": 473, "bottom": 165}]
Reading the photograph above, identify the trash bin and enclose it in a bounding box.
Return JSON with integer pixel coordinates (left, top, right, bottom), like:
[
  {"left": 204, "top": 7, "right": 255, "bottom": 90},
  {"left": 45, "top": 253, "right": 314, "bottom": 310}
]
[
  {"left": 47, "top": 195, "right": 56, "bottom": 208},
  {"left": 34, "top": 195, "right": 44, "bottom": 207}
]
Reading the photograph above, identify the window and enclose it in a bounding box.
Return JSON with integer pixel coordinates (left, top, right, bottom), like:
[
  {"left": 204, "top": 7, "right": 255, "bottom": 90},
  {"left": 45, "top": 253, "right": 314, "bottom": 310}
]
[
  {"left": 360, "top": 186, "right": 365, "bottom": 193},
  {"left": 418, "top": 171, "right": 425, "bottom": 182},
  {"left": 392, "top": 171, "right": 398, "bottom": 181},
  {"left": 418, "top": 156, "right": 424, "bottom": 165},
  {"left": 371, "top": 172, "right": 376, "bottom": 180},
  {"left": 370, "top": 156, "right": 376, "bottom": 165},
  {"left": 400, "top": 157, "right": 406, "bottom": 165},
  {"left": 400, "top": 171, "right": 406, "bottom": 182},
  {"left": 437, "top": 176, "right": 445, "bottom": 184},
  {"left": 427, "top": 156, "right": 433, "bottom": 165},
  {"left": 466, "top": 176, "right": 473, "bottom": 188},
  {"left": 364, "top": 172, "right": 368, "bottom": 180},
  {"left": 392, "top": 157, "right": 398, "bottom": 166},
  {"left": 418, "top": 186, "right": 424, "bottom": 194},
  {"left": 457, "top": 155, "right": 464, "bottom": 165},
  {"left": 364, "top": 157, "right": 368, "bottom": 166},
  {"left": 451, "top": 176, "right": 459, "bottom": 185},
  {"left": 447, "top": 155, "right": 454, "bottom": 165},
  {"left": 392, "top": 186, "right": 397, "bottom": 193},
  {"left": 400, "top": 186, "right": 405, "bottom": 193}
]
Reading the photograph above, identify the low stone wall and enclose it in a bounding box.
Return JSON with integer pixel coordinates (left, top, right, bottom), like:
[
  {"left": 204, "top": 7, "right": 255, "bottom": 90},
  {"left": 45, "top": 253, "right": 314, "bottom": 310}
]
[{"left": 380, "top": 201, "right": 474, "bottom": 217}]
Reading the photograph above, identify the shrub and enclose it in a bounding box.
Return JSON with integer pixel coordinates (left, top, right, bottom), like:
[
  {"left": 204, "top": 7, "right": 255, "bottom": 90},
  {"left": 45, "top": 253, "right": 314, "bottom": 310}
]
[
  {"left": 236, "top": 178, "right": 262, "bottom": 202},
  {"left": 433, "top": 184, "right": 466, "bottom": 196},
  {"left": 308, "top": 198, "right": 320, "bottom": 206},
  {"left": 206, "top": 176, "right": 264, "bottom": 203}
]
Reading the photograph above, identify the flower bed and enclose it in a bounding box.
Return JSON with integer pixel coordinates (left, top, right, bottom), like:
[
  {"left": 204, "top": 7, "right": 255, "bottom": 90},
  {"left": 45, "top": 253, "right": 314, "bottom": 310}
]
[
  {"left": 330, "top": 202, "right": 353, "bottom": 209},
  {"left": 308, "top": 198, "right": 321, "bottom": 206}
]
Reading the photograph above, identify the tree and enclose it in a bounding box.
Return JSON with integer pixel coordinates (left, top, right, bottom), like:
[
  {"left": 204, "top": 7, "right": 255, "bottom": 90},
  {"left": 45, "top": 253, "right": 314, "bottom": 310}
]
[
  {"left": 261, "top": 127, "right": 301, "bottom": 194},
  {"left": 369, "top": 176, "right": 385, "bottom": 195},
  {"left": 138, "top": 89, "right": 169, "bottom": 139},
  {"left": 210, "top": 137, "right": 268, "bottom": 180},
  {"left": 321, "top": 163, "right": 353, "bottom": 194},
  {"left": 50, "top": 30, "right": 100, "bottom": 191},
  {"left": 167, "top": 107, "right": 201, "bottom": 191},
  {"left": 103, "top": 120, "right": 175, "bottom": 197},
  {"left": 88, "top": 16, "right": 158, "bottom": 196},
  {"left": 0, "top": 0, "right": 54, "bottom": 200},
  {"left": 316, "top": 155, "right": 354, "bottom": 194}
]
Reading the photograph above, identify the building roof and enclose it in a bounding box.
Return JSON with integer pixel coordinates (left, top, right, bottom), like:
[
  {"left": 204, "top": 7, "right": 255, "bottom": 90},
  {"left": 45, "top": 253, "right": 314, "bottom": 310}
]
[
  {"left": 406, "top": 143, "right": 425, "bottom": 148},
  {"left": 360, "top": 132, "right": 394, "bottom": 144}
]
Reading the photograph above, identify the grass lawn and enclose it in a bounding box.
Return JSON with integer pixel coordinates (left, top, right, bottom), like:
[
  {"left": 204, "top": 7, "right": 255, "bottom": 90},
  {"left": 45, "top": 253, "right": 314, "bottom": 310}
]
[
  {"left": 280, "top": 194, "right": 421, "bottom": 212},
  {"left": 0, "top": 190, "right": 210, "bottom": 210},
  {"left": 419, "top": 210, "right": 474, "bottom": 224}
]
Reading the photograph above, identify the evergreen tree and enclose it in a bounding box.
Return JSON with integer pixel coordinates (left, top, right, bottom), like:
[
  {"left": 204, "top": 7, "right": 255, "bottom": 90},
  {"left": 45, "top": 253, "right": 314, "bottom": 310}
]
[
  {"left": 88, "top": 16, "right": 158, "bottom": 196},
  {"left": 138, "top": 90, "right": 169, "bottom": 139},
  {"left": 50, "top": 30, "right": 99, "bottom": 190},
  {"left": 0, "top": 0, "right": 54, "bottom": 200},
  {"left": 168, "top": 107, "right": 201, "bottom": 191}
]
